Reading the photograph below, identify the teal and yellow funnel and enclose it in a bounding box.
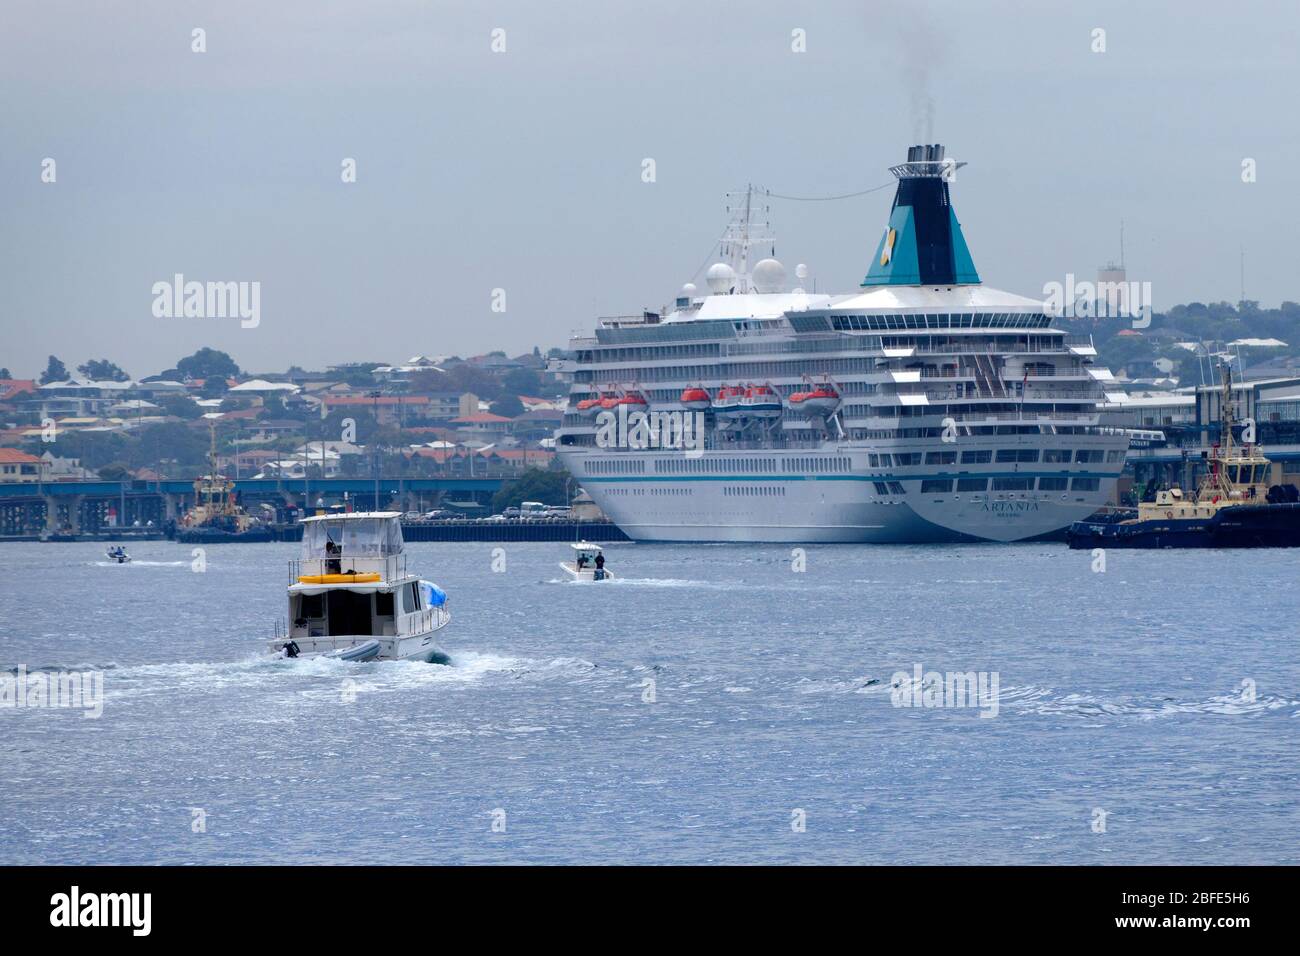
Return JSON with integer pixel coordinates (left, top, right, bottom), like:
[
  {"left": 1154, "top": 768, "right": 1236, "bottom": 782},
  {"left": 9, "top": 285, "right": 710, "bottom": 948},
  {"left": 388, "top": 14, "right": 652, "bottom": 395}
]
[{"left": 862, "top": 144, "right": 980, "bottom": 287}]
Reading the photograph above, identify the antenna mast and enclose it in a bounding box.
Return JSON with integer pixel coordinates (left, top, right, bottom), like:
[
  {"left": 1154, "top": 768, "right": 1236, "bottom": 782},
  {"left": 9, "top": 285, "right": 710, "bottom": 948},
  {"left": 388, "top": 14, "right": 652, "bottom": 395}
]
[{"left": 719, "top": 183, "right": 773, "bottom": 292}]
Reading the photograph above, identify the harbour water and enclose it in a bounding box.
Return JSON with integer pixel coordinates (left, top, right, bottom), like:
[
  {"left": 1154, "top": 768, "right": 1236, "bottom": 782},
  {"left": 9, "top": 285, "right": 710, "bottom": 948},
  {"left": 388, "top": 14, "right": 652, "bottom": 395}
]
[{"left": 2, "top": 541, "right": 1296, "bottom": 865}]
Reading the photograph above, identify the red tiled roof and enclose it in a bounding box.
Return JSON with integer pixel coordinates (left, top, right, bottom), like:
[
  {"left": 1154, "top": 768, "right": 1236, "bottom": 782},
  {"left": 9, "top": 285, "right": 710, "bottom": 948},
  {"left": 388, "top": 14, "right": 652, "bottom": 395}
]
[
  {"left": 0, "top": 380, "right": 37, "bottom": 401},
  {"left": 0, "top": 447, "right": 42, "bottom": 464}
]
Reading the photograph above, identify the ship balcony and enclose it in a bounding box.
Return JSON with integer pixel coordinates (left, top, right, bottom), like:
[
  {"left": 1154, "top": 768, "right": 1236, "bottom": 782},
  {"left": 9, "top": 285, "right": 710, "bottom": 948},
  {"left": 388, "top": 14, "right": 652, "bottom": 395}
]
[
  {"left": 1024, "top": 369, "right": 1093, "bottom": 380},
  {"left": 954, "top": 411, "right": 1101, "bottom": 426},
  {"left": 911, "top": 342, "right": 1071, "bottom": 355},
  {"left": 891, "top": 386, "right": 1101, "bottom": 403}
]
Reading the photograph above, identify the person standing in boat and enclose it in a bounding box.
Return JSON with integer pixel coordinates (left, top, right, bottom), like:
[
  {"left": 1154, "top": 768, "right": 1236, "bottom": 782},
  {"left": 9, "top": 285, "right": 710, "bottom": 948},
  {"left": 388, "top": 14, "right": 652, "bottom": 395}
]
[
  {"left": 325, "top": 538, "right": 342, "bottom": 574},
  {"left": 594, "top": 551, "right": 605, "bottom": 580}
]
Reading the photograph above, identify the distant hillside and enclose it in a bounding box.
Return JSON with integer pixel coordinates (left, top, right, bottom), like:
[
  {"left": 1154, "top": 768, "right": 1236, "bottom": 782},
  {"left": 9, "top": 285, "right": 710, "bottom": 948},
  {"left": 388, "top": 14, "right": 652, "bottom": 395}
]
[{"left": 1056, "top": 300, "right": 1300, "bottom": 385}]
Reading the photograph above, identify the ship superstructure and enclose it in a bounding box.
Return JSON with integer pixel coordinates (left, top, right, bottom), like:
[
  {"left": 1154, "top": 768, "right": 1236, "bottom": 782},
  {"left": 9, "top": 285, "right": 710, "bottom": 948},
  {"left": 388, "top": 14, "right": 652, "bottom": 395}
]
[{"left": 553, "top": 144, "right": 1128, "bottom": 542}]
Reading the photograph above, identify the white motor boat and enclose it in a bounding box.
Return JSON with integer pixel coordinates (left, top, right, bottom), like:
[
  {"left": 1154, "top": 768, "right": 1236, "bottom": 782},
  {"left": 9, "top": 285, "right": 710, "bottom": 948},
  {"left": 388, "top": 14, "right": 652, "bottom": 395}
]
[
  {"left": 105, "top": 546, "right": 131, "bottom": 564},
  {"left": 560, "top": 542, "right": 613, "bottom": 582},
  {"left": 269, "top": 512, "right": 450, "bottom": 662}
]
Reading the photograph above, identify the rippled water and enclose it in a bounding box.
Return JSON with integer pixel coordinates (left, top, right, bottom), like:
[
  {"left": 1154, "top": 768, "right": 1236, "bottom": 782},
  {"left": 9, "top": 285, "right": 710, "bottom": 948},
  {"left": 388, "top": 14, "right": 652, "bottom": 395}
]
[{"left": 2, "top": 540, "right": 1296, "bottom": 864}]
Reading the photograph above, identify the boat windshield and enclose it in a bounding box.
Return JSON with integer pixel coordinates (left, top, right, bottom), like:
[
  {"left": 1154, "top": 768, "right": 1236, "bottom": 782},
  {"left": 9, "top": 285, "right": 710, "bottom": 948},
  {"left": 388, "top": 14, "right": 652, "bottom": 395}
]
[{"left": 301, "top": 517, "right": 403, "bottom": 558}]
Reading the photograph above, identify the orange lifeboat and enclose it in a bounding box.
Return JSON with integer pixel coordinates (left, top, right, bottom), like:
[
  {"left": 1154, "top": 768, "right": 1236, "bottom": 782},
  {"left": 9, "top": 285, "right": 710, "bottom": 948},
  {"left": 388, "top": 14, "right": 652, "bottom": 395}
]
[
  {"left": 740, "top": 384, "right": 782, "bottom": 418},
  {"left": 602, "top": 392, "right": 647, "bottom": 411},
  {"left": 714, "top": 384, "right": 746, "bottom": 418},
  {"left": 680, "top": 386, "right": 711, "bottom": 411},
  {"left": 574, "top": 396, "right": 604, "bottom": 418},
  {"left": 787, "top": 377, "right": 842, "bottom": 416}
]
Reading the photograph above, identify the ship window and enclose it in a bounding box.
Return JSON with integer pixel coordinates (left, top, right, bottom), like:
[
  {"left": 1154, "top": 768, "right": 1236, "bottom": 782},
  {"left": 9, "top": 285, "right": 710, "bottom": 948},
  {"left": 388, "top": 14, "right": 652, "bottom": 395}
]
[
  {"left": 1038, "top": 476, "right": 1069, "bottom": 491},
  {"left": 1043, "top": 449, "right": 1071, "bottom": 463},
  {"left": 960, "top": 450, "right": 992, "bottom": 464},
  {"left": 405, "top": 582, "right": 422, "bottom": 611},
  {"left": 996, "top": 449, "right": 1039, "bottom": 463},
  {"left": 992, "top": 477, "right": 1033, "bottom": 490},
  {"left": 956, "top": 478, "right": 988, "bottom": 492},
  {"left": 873, "top": 481, "right": 889, "bottom": 495},
  {"left": 888, "top": 481, "right": 906, "bottom": 494},
  {"left": 299, "top": 593, "right": 325, "bottom": 618},
  {"left": 1074, "top": 449, "right": 1104, "bottom": 463},
  {"left": 925, "top": 451, "right": 956, "bottom": 465},
  {"left": 1071, "top": 477, "right": 1100, "bottom": 491},
  {"left": 376, "top": 591, "right": 395, "bottom": 616},
  {"left": 895, "top": 453, "right": 921, "bottom": 466},
  {"left": 921, "top": 479, "right": 953, "bottom": 493}
]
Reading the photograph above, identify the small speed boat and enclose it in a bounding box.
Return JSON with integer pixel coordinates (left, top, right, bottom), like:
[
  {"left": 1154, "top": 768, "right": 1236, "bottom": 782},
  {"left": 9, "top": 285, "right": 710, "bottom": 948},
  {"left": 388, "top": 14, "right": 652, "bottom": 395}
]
[
  {"left": 105, "top": 547, "right": 131, "bottom": 564},
  {"left": 560, "top": 542, "right": 613, "bottom": 582}
]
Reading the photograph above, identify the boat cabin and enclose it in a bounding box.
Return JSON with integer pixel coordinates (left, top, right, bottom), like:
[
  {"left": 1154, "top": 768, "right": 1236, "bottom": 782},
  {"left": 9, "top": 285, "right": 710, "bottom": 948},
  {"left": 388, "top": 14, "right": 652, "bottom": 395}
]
[
  {"left": 287, "top": 578, "right": 432, "bottom": 639},
  {"left": 1138, "top": 446, "right": 1274, "bottom": 521},
  {"left": 298, "top": 511, "right": 406, "bottom": 580}
]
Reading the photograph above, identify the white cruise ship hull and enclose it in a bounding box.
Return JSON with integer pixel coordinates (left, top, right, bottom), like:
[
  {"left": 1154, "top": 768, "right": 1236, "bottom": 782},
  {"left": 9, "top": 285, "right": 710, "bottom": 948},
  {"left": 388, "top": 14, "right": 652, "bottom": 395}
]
[{"left": 560, "top": 448, "right": 1123, "bottom": 544}]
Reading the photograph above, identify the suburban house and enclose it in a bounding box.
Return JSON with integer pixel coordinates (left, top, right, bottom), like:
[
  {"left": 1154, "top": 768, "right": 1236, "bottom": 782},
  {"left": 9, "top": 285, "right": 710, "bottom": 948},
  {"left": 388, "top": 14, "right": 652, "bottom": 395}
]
[{"left": 0, "top": 447, "right": 47, "bottom": 483}]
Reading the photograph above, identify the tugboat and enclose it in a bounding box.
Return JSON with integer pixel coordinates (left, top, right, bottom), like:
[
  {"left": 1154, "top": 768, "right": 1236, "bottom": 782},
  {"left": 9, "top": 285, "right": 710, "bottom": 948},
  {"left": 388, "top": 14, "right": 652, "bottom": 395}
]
[
  {"left": 176, "top": 423, "right": 274, "bottom": 544},
  {"left": 1067, "top": 368, "right": 1300, "bottom": 549},
  {"left": 269, "top": 511, "right": 451, "bottom": 661}
]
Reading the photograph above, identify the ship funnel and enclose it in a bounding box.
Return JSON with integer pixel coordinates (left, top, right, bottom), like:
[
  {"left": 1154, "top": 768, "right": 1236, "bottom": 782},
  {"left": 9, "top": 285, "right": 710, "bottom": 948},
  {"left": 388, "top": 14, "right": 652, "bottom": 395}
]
[{"left": 862, "top": 143, "right": 980, "bottom": 288}]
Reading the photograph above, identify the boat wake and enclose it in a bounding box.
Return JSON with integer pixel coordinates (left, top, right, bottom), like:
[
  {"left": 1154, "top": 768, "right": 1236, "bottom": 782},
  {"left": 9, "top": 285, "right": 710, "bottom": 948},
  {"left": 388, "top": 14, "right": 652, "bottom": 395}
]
[
  {"left": 37, "top": 648, "right": 600, "bottom": 708},
  {"left": 798, "top": 673, "right": 1298, "bottom": 720},
  {"left": 997, "top": 684, "right": 1299, "bottom": 720},
  {"left": 90, "top": 560, "right": 188, "bottom": 567}
]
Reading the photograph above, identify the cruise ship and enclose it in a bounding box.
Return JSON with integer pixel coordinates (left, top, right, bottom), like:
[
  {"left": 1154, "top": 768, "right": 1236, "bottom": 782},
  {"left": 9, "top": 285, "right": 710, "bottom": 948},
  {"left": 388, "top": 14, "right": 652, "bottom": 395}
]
[{"left": 553, "top": 144, "right": 1128, "bottom": 542}]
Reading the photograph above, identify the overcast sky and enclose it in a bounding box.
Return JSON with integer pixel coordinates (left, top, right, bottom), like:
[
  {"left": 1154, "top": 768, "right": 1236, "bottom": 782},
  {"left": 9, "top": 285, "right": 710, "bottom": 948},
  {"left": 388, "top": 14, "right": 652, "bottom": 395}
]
[{"left": 1, "top": 0, "right": 1297, "bottom": 379}]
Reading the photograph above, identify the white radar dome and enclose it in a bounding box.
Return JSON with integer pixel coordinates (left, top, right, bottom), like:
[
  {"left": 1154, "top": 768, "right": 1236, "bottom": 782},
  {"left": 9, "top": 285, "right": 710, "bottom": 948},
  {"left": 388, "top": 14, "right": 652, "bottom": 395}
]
[
  {"left": 705, "top": 262, "right": 737, "bottom": 294},
  {"left": 681, "top": 282, "right": 698, "bottom": 297},
  {"left": 795, "top": 263, "right": 809, "bottom": 279},
  {"left": 751, "top": 258, "right": 786, "bottom": 294}
]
